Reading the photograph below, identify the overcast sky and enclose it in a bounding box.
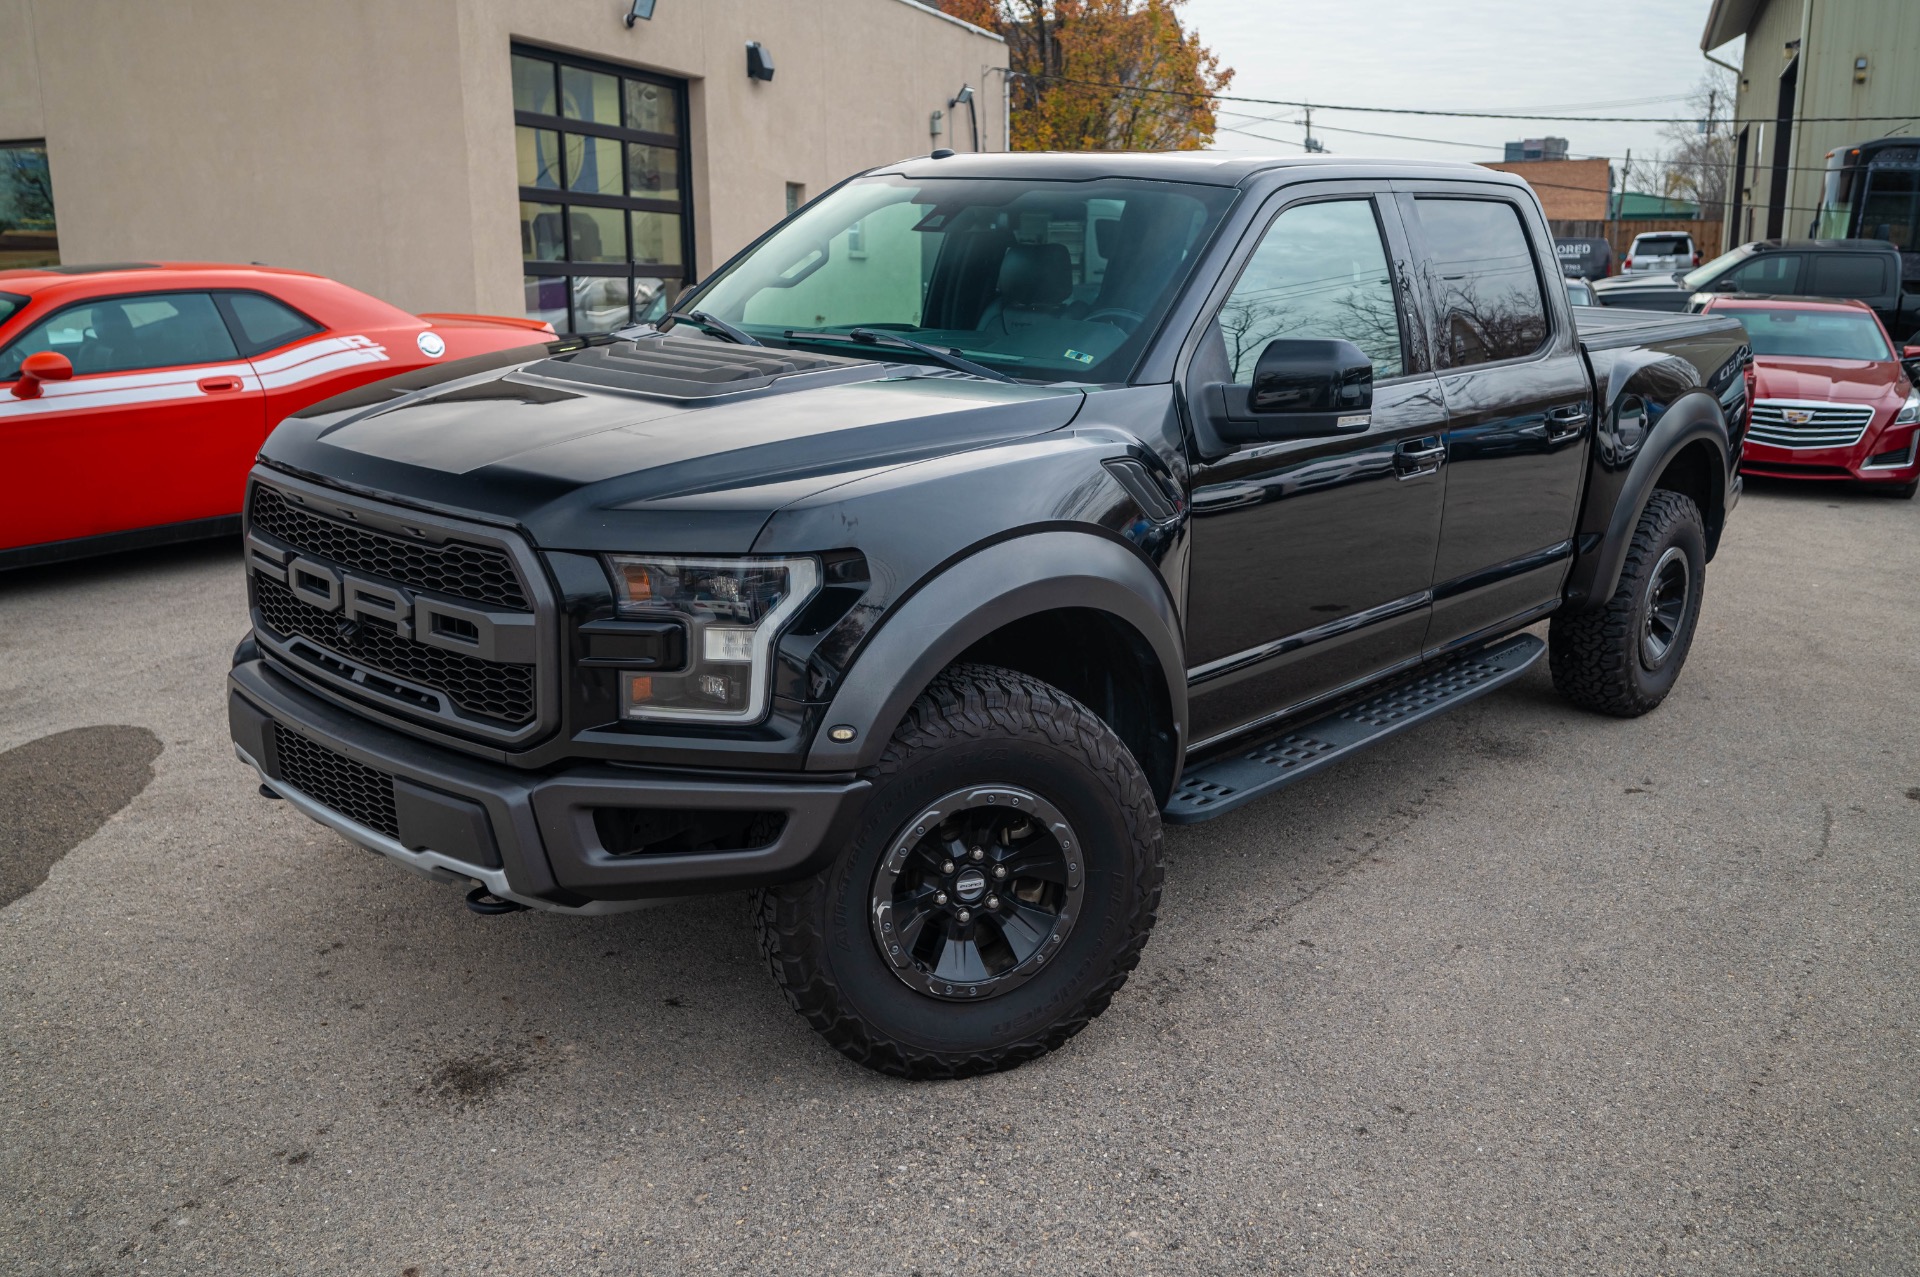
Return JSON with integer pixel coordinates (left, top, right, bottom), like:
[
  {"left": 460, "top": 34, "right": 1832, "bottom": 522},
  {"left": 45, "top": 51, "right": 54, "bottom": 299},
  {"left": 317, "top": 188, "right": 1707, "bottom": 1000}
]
[{"left": 1182, "top": 0, "right": 1741, "bottom": 185}]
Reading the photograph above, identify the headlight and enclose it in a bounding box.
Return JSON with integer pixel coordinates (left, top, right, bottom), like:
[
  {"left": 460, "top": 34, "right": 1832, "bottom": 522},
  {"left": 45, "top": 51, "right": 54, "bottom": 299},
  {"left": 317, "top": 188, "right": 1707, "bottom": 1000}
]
[
  {"left": 1896, "top": 388, "right": 1920, "bottom": 426},
  {"left": 605, "top": 555, "right": 820, "bottom": 722}
]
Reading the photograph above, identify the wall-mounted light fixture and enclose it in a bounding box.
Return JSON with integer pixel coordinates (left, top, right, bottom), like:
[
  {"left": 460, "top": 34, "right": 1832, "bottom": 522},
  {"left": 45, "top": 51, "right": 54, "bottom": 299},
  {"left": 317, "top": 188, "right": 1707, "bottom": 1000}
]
[
  {"left": 746, "top": 42, "right": 775, "bottom": 82},
  {"left": 625, "top": 0, "right": 657, "bottom": 27},
  {"left": 949, "top": 83, "right": 978, "bottom": 152},
  {"left": 1854, "top": 56, "right": 1869, "bottom": 84}
]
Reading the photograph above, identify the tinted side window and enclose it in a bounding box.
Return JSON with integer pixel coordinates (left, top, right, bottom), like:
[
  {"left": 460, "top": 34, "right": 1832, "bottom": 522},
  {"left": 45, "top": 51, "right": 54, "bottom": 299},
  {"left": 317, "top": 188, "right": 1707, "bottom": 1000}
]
[
  {"left": 1726, "top": 253, "right": 1801, "bottom": 293},
  {"left": 0, "top": 292, "right": 238, "bottom": 380},
  {"left": 1806, "top": 253, "right": 1889, "bottom": 299},
  {"left": 1413, "top": 198, "right": 1549, "bottom": 367},
  {"left": 1217, "top": 198, "right": 1404, "bottom": 382},
  {"left": 222, "top": 292, "right": 322, "bottom": 355}
]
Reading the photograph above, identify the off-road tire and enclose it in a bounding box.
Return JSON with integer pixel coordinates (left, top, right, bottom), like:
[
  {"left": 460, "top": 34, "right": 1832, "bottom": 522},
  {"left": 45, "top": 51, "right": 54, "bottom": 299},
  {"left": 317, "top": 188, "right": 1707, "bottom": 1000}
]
[
  {"left": 753, "top": 664, "right": 1164, "bottom": 1079},
  {"left": 1550, "top": 489, "right": 1707, "bottom": 717}
]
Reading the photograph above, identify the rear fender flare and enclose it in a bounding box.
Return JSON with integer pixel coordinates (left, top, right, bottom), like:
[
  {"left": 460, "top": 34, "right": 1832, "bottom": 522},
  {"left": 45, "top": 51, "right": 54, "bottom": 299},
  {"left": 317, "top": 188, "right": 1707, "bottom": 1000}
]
[
  {"left": 805, "top": 531, "right": 1186, "bottom": 772},
  {"left": 1565, "top": 392, "right": 1727, "bottom": 611}
]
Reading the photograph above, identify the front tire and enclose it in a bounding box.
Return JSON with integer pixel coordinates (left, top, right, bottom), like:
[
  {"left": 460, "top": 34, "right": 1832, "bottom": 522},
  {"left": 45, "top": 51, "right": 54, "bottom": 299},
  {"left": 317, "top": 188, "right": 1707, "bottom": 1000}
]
[
  {"left": 1550, "top": 489, "right": 1707, "bottom": 717},
  {"left": 754, "top": 664, "right": 1163, "bottom": 1079}
]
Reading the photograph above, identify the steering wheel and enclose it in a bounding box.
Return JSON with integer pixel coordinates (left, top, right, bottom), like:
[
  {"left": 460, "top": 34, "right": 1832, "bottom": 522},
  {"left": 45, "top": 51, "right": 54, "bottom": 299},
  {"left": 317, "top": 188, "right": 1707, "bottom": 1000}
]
[{"left": 1085, "top": 307, "right": 1145, "bottom": 334}]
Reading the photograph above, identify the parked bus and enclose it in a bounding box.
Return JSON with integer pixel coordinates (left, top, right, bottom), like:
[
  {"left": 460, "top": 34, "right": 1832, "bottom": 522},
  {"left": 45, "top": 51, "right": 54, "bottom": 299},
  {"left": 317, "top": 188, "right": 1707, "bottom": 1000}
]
[{"left": 1812, "top": 138, "right": 1920, "bottom": 285}]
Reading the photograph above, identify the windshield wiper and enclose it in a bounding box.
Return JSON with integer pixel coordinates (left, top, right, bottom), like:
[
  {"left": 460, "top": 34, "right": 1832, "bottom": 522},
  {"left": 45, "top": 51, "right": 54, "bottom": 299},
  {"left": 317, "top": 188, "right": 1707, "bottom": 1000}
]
[
  {"left": 666, "top": 309, "right": 762, "bottom": 346},
  {"left": 784, "top": 327, "right": 1015, "bottom": 384}
]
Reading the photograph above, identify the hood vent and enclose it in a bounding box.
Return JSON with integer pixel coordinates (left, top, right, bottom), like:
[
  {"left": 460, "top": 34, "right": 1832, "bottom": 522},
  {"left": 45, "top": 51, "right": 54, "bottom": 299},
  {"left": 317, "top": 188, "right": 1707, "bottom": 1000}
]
[{"left": 525, "top": 333, "right": 881, "bottom": 401}]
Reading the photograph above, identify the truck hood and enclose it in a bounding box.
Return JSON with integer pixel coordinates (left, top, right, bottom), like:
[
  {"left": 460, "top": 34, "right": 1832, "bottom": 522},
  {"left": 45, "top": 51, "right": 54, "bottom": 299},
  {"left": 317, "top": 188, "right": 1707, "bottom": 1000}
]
[
  {"left": 260, "top": 335, "right": 1086, "bottom": 553},
  {"left": 1753, "top": 356, "right": 1902, "bottom": 405}
]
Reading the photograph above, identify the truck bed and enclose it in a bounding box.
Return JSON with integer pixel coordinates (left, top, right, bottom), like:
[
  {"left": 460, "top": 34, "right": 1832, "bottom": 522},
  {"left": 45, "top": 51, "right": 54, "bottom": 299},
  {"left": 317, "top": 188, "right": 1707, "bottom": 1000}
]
[{"left": 1573, "top": 305, "right": 1737, "bottom": 352}]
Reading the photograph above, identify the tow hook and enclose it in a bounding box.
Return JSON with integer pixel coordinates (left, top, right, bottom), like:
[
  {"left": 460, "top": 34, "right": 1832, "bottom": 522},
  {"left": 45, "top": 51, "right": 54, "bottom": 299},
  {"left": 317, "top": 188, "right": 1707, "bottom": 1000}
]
[{"left": 465, "top": 885, "right": 529, "bottom": 916}]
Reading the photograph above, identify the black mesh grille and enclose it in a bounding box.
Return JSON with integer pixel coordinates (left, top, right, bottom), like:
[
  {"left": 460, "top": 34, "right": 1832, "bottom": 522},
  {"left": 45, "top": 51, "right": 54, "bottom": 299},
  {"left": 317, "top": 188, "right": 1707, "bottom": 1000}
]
[
  {"left": 249, "top": 486, "right": 528, "bottom": 610},
  {"left": 255, "top": 576, "right": 536, "bottom": 726},
  {"left": 273, "top": 725, "right": 399, "bottom": 838}
]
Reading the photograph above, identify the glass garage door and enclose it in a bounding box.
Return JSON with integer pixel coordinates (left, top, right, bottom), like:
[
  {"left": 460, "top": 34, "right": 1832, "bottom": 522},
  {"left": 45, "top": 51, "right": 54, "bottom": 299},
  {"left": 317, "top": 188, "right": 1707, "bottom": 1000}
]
[{"left": 512, "top": 45, "right": 693, "bottom": 335}]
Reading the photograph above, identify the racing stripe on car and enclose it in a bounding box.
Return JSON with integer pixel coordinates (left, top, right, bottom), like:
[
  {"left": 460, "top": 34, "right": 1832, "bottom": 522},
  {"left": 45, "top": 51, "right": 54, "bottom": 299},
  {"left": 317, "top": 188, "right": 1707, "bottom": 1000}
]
[
  {"left": 0, "top": 335, "right": 390, "bottom": 416},
  {"left": 0, "top": 361, "right": 261, "bottom": 417},
  {"left": 251, "top": 334, "right": 390, "bottom": 389}
]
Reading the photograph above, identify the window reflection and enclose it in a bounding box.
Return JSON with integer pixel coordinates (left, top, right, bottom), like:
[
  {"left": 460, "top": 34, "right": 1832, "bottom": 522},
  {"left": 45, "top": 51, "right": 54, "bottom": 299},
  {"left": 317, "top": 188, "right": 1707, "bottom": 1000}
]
[
  {"left": 561, "top": 66, "right": 620, "bottom": 125},
  {"left": 1218, "top": 200, "right": 1403, "bottom": 381},
  {"left": 1412, "top": 199, "right": 1549, "bottom": 367}
]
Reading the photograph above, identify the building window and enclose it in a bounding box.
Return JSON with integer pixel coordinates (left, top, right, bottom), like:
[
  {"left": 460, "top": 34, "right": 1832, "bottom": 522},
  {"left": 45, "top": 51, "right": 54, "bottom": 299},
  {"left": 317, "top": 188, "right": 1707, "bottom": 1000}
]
[
  {"left": 511, "top": 47, "right": 692, "bottom": 334},
  {"left": 786, "top": 182, "right": 806, "bottom": 216},
  {"left": 0, "top": 141, "right": 57, "bottom": 270}
]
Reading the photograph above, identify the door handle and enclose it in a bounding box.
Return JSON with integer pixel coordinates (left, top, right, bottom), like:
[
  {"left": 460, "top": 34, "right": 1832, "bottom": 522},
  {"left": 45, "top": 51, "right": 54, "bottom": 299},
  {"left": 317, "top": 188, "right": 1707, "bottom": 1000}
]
[
  {"left": 198, "top": 376, "right": 245, "bottom": 394},
  {"left": 1545, "top": 404, "right": 1590, "bottom": 441},
  {"left": 1393, "top": 435, "right": 1446, "bottom": 478}
]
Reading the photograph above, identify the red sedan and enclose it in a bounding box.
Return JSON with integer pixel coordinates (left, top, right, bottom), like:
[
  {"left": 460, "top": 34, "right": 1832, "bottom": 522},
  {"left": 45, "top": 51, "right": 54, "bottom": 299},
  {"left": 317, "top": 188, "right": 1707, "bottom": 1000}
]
[
  {"left": 0, "top": 263, "right": 555, "bottom": 568},
  {"left": 1702, "top": 295, "right": 1920, "bottom": 499}
]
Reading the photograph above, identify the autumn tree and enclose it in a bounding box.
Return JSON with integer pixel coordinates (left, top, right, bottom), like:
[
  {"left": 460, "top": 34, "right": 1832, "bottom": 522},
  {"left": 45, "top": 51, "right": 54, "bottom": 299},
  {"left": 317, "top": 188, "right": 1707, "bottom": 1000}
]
[{"left": 940, "top": 0, "right": 1233, "bottom": 151}]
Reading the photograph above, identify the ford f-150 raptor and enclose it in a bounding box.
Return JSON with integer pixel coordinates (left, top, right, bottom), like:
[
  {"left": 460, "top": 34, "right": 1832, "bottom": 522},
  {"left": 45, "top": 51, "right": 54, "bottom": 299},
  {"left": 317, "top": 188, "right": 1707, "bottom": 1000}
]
[{"left": 227, "top": 153, "right": 1751, "bottom": 1078}]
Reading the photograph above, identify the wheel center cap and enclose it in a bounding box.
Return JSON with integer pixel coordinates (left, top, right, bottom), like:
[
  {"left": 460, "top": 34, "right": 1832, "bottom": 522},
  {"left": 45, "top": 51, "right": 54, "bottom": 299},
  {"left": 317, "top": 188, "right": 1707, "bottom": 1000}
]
[{"left": 953, "top": 868, "right": 988, "bottom": 902}]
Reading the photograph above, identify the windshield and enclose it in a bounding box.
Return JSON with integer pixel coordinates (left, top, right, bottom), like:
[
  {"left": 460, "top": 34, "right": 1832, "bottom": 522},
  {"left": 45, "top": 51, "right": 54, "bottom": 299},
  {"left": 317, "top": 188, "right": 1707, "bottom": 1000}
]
[
  {"left": 1734, "top": 308, "right": 1892, "bottom": 361},
  {"left": 1683, "top": 245, "right": 1752, "bottom": 290},
  {"left": 683, "top": 175, "right": 1238, "bottom": 383},
  {"left": 0, "top": 293, "right": 24, "bottom": 326},
  {"left": 1857, "top": 168, "right": 1919, "bottom": 254}
]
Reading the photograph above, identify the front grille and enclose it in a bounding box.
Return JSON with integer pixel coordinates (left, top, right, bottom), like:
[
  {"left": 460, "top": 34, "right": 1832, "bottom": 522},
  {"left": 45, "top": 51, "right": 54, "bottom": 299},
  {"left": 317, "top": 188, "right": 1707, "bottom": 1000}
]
[
  {"left": 273, "top": 724, "right": 399, "bottom": 838},
  {"left": 249, "top": 486, "right": 528, "bottom": 609},
  {"left": 1748, "top": 401, "right": 1874, "bottom": 450},
  {"left": 254, "top": 576, "right": 536, "bottom": 725}
]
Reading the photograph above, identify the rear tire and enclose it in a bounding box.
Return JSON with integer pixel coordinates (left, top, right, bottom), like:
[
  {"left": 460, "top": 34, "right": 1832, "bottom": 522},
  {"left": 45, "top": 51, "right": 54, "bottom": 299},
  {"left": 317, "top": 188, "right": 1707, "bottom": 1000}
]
[
  {"left": 1550, "top": 489, "right": 1707, "bottom": 717},
  {"left": 754, "top": 664, "right": 1163, "bottom": 1079}
]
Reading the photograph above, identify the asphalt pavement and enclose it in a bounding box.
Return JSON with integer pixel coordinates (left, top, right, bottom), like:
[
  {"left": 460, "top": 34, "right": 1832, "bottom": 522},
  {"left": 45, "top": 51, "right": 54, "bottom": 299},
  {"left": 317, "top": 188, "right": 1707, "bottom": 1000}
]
[{"left": 3, "top": 480, "right": 1916, "bottom": 1275}]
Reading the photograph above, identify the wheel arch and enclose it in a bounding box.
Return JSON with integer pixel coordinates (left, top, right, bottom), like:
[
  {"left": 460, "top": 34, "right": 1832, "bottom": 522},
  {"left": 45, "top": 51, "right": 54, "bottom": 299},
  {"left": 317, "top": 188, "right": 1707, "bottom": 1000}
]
[
  {"left": 805, "top": 531, "right": 1187, "bottom": 804},
  {"left": 1564, "top": 392, "right": 1728, "bottom": 612}
]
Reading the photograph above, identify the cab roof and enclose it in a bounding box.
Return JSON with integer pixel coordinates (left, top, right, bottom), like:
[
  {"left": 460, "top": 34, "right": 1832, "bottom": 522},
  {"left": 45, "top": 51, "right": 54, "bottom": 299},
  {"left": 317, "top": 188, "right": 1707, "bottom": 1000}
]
[
  {"left": 875, "top": 150, "right": 1529, "bottom": 189},
  {"left": 0, "top": 261, "right": 326, "bottom": 291}
]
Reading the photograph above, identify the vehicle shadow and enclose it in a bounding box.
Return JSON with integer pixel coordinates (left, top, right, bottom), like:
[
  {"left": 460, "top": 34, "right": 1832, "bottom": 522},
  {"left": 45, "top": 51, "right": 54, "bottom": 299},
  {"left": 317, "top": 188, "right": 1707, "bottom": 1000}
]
[
  {"left": 1739, "top": 473, "right": 1914, "bottom": 505},
  {"left": 0, "top": 536, "right": 242, "bottom": 595}
]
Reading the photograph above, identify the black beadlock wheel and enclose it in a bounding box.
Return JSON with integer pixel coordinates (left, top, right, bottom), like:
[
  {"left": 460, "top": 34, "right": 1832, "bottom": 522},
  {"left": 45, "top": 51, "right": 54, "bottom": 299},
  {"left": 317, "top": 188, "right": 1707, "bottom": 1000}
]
[
  {"left": 753, "top": 664, "right": 1164, "bottom": 1079},
  {"left": 1549, "top": 489, "right": 1707, "bottom": 717}
]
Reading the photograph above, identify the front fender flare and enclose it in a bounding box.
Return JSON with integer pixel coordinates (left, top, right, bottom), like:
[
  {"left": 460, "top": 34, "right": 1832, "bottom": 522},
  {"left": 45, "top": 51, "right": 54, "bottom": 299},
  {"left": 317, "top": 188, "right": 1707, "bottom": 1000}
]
[
  {"left": 805, "top": 531, "right": 1186, "bottom": 772},
  {"left": 1564, "top": 392, "right": 1728, "bottom": 611}
]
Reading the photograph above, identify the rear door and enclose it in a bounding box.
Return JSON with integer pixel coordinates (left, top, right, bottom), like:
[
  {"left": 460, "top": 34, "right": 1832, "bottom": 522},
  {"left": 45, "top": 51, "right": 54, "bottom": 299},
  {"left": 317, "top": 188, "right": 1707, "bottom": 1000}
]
[
  {"left": 1394, "top": 183, "right": 1592, "bottom": 652},
  {"left": 1182, "top": 183, "right": 1449, "bottom": 748},
  {"left": 0, "top": 291, "right": 264, "bottom": 550}
]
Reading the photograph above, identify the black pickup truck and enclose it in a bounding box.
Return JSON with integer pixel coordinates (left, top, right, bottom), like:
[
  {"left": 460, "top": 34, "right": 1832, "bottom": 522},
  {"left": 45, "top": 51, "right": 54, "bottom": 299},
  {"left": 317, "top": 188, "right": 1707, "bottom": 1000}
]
[{"left": 228, "top": 153, "right": 1750, "bottom": 1078}]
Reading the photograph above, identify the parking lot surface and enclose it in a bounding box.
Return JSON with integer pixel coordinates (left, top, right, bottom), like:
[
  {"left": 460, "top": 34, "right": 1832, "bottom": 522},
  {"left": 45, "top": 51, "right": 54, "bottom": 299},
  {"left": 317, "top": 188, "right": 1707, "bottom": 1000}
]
[{"left": 3, "top": 482, "right": 1916, "bottom": 1276}]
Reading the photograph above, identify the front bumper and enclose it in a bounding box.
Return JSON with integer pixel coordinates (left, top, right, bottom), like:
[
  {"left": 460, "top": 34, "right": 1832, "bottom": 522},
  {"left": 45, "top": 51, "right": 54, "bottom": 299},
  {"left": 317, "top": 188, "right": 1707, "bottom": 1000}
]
[
  {"left": 1740, "top": 424, "right": 1920, "bottom": 484},
  {"left": 229, "top": 658, "right": 870, "bottom": 913}
]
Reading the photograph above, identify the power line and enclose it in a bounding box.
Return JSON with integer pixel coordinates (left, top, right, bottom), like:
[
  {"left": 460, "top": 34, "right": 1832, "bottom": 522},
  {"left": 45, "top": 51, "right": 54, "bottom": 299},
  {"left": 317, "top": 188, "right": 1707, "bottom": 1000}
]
[{"left": 1017, "top": 71, "right": 1920, "bottom": 127}]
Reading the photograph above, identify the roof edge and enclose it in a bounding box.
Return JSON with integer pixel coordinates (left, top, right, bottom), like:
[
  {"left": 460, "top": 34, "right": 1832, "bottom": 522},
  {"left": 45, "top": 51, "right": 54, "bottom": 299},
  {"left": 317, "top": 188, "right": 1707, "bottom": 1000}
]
[
  {"left": 888, "top": 0, "right": 1006, "bottom": 44},
  {"left": 1700, "top": 0, "right": 1756, "bottom": 53}
]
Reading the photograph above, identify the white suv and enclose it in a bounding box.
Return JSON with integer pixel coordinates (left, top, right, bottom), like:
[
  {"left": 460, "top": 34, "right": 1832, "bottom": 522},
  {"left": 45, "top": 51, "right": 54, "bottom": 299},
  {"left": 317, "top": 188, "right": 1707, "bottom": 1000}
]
[{"left": 1623, "top": 232, "right": 1699, "bottom": 275}]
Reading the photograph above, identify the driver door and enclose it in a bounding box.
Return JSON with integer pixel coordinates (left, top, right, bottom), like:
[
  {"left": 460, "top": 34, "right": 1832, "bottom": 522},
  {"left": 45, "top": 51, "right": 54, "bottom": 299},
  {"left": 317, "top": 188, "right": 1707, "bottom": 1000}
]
[{"left": 1182, "top": 187, "right": 1448, "bottom": 749}]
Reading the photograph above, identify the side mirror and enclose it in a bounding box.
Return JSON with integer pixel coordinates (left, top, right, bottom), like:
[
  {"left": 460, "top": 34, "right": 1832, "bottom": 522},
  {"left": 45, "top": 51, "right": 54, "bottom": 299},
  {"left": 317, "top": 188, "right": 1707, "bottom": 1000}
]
[
  {"left": 1710, "top": 277, "right": 1740, "bottom": 292},
  {"left": 10, "top": 350, "right": 74, "bottom": 401},
  {"left": 1208, "top": 338, "right": 1373, "bottom": 443}
]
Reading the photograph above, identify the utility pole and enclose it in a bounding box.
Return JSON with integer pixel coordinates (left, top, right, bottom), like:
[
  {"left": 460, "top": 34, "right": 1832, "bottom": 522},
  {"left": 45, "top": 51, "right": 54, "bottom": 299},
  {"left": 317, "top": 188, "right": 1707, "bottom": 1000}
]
[{"left": 1303, "top": 106, "right": 1324, "bottom": 154}]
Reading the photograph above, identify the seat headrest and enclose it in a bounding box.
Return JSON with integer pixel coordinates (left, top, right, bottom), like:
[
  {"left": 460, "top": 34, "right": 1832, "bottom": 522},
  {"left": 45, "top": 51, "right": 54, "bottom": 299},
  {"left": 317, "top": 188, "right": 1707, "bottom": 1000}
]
[{"left": 997, "top": 242, "right": 1073, "bottom": 308}]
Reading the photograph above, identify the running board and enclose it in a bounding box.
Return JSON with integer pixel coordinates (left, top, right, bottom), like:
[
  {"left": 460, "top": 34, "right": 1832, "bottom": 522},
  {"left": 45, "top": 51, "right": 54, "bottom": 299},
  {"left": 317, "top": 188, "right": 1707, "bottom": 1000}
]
[{"left": 1164, "top": 633, "right": 1545, "bottom": 824}]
